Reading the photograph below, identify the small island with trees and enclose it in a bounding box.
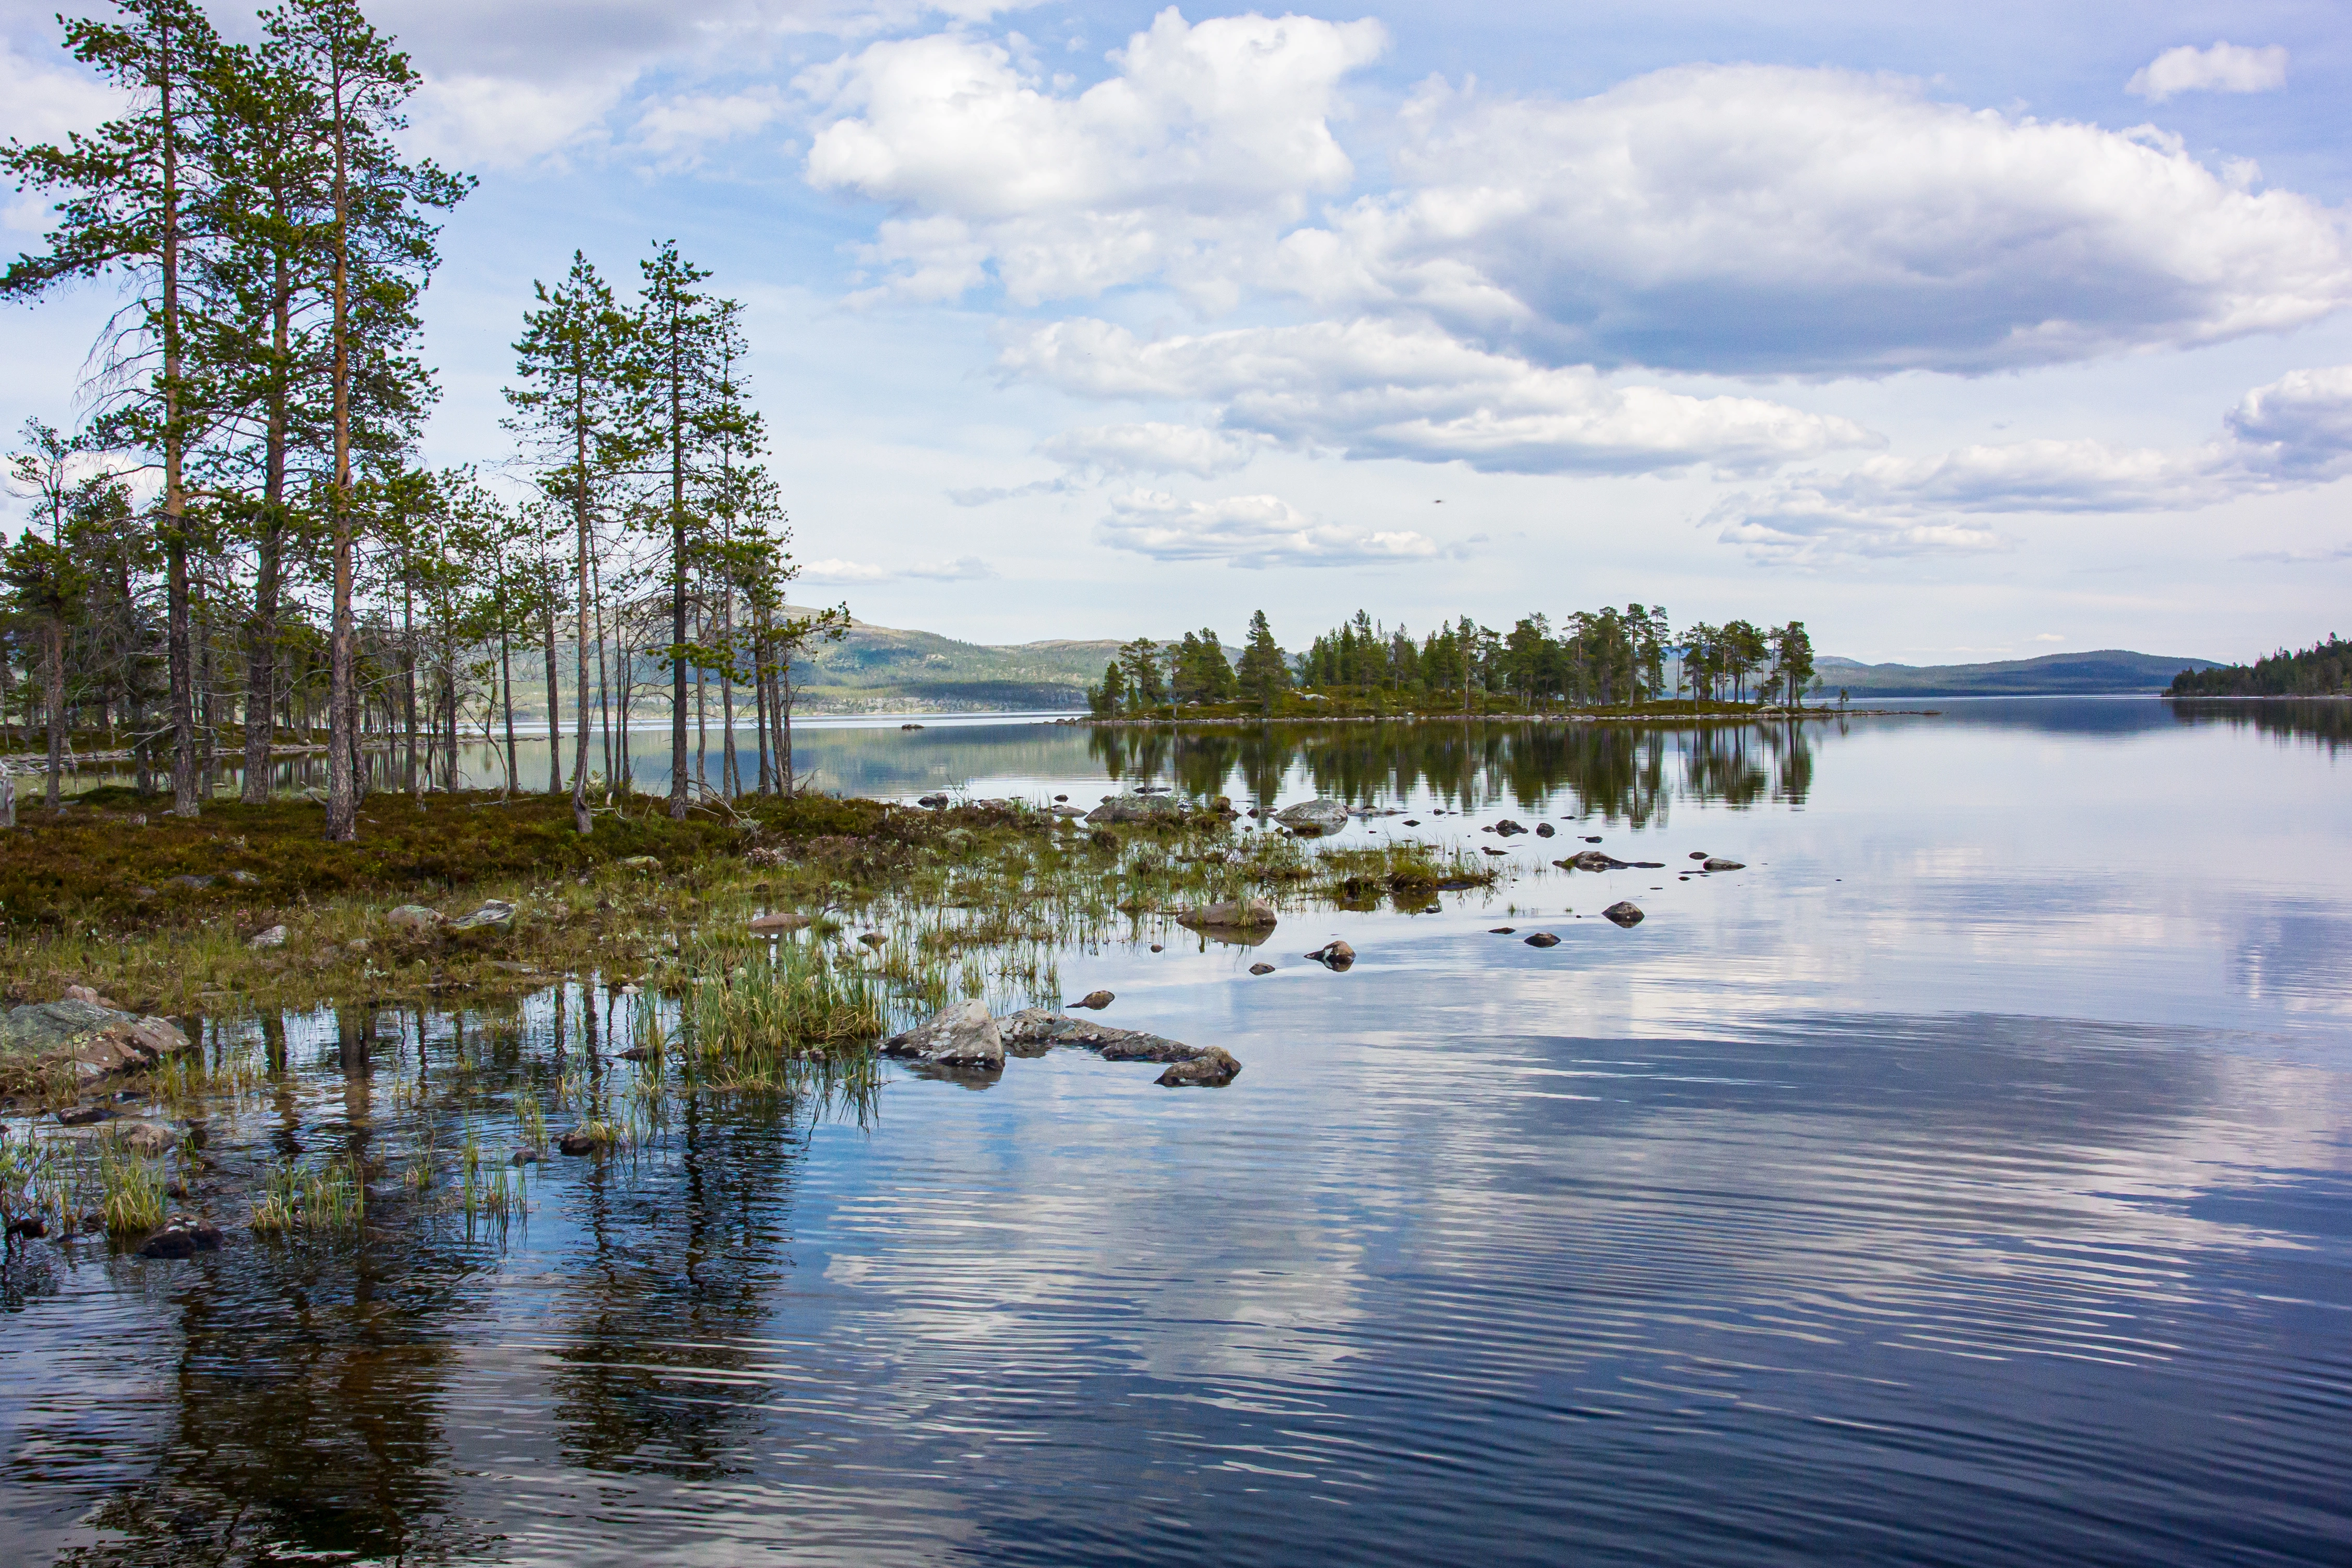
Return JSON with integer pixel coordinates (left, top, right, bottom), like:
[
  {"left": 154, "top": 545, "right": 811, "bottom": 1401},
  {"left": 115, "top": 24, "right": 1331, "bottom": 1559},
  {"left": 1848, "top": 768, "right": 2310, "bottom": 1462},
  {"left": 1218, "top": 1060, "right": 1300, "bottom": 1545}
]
[{"left": 2169, "top": 635, "right": 2349, "bottom": 698}]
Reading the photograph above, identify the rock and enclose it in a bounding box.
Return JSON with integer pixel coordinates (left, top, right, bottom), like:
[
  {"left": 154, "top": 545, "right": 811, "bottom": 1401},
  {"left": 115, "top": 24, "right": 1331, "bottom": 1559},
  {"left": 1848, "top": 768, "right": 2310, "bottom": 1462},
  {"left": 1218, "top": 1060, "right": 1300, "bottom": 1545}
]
[
  {"left": 1157, "top": 1048, "right": 1241, "bottom": 1087},
  {"left": 1602, "top": 901, "right": 1645, "bottom": 928},
  {"left": 619, "top": 983, "right": 641, "bottom": 997},
  {"left": 385, "top": 904, "right": 444, "bottom": 930},
  {"left": 61, "top": 984, "right": 120, "bottom": 1009},
  {"left": 1135, "top": 784, "right": 1172, "bottom": 794},
  {"left": 1149, "top": 943, "right": 1164, "bottom": 953},
  {"left": 917, "top": 793, "right": 949, "bottom": 809},
  {"left": 857, "top": 931, "right": 887, "bottom": 947},
  {"left": 1563, "top": 850, "right": 1634, "bottom": 872},
  {"left": 1523, "top": 932, "right": 1560, "bottom": 948},
  {"left": 511, "top": 1148, "right": 539, "bottom": 1166},
  {"left": 1308, "top": 939, "right": 1356, "bottom": 969},
  {"left": 57, "top": 1104, "right": 115, "bottom": 1126},
  {"left": 901, "top": 722, "right": 924, "bottom": 730},
  {"left": 617, "top": 855, "right": 661, "bottom": 870},
  {"left": 1176, "top": 897, "right": 1278, "bottom": 932},
  {"left": 881, "top": 1000, "right": 1005, "bottom": 1070},
  {"left": 749, "top": 911, "right": 812, "bottom": 933},
  {"left": 346, "top": 939, "right": 371, "bottom": 953},
  {"left": 1689, "top": 851, "right": 1709, "bottom": 860},
  {"left": 166, "top": 874, "right": 215, "bottom": 890},
  {"left": 1273, "top": 798, "right": 1350, "bottom": 836},
  {"left": 617, "top": 1045, "right": 650, "bottom": 1062},
  {"left": 7, "top": 1216, "right": 48, "bottom": 1240},
  {"left": 1582, "top": 836, "right": 1602, "bottom": 844},
  {"left": 110, "top": 1120, "right": 176, "bottom": 1157},
  {"left": 1494, "top": 819, "right": 1527, "bottom": 836},
  {"left": 225, "top": 869, "right": 258, "bottom": 886},
  {"left": 1048, "top": 805, "right": 1086, "bottom": 818},
  {"left": 1702, "top": 858, "right": 1746, "bottom": 872},
  {"left": 1249, "top": 963, "right": 1275, "bottom": 976},
  {"left": 1489, "top": 927, "right": 1515, "bottom": 934},
  {"left": 1053, "top": 794, "right": 1069, "bottom": 802},
  {"left": 3, "top": 1000, "right": 188, "bottom": 1082},
  {"left": 446, "top": 901, "right": 515, "bottom": 933},
  {"left": 247, "top": 925, "right": 288, "bottom": 950},
  {"left": 1482, "top": 847, "right": 1507, "bottom": 856},
  {"left": 1071, "top": 990, "right": 1115, "bottom": 1010},
  {"left": 137, "top": 1220, "right": 222, "bottom": 1259},
  {"left": 1403, "top": 819, "right": 1421, "bottom": 826},
  {"left": 557, "top": 1130, "right": 598, "bottom": 1155},
  {"left": 1086, "top": 792, "right": 1187, "bottom": 825},
  {"left": 1535, "top": 823, "right": 1556, "bottom": 838}
]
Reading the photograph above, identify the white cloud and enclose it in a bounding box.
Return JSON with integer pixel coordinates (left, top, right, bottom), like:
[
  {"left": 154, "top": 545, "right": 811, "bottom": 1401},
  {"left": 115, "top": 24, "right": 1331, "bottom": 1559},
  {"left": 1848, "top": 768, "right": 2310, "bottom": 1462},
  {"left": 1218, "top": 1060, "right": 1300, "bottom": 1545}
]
[
  {"left": 1001, "top": 317, "right": 1878, "bottom": 476},
  {"left": 796, "top": 553, "right": 994, "bottom": 582},
  {"left": 2127, "top": 43, "right": 2289, "bottom": 102},
  {"left": 633, "top": 85, "right": 790, "bottom": 162},
  {"left": 1710, "top": 363, "right": 2352, "bottom": 563},
  {"left": 802, "top": 8, "right": 1386, "bottom": 304},
  {"left": 1036, "top": 421, "right": 1269, "bottom": 479},
  {"left": 409, "top": 71, "right": 638, "bottom": 169},
  {"left": 0, "top": 33, "right": 119, "bottom": 147},
  {"left": 1099, "top": 489, "right": 1438, "bottom": 569},
  {"left": 1282, "top": 65, "right": 2350, "bottom": 376}
]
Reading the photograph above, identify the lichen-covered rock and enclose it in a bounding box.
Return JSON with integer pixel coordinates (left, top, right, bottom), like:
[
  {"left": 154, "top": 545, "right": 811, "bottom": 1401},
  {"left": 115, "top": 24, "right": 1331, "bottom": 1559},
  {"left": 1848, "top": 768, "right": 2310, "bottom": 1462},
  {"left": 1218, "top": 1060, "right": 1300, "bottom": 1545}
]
[
  {"left": 1176, "top": 897, "right": 1278, "bottom": 931},
  {"left": 1085, "top": 792, "right": 1188, "bottom": 825},
  {"left": 446, "top": 900, "right": 515, "bottom": 933},
  {"left": 882, "top": 1000, "right": 1005, "bottom": 1070},
  {"left": 1273, "top": 798, "right": 1349, "bottom": 835},
  {"left": 1, "top": 999, "right": 188, "bottom": 1082}
]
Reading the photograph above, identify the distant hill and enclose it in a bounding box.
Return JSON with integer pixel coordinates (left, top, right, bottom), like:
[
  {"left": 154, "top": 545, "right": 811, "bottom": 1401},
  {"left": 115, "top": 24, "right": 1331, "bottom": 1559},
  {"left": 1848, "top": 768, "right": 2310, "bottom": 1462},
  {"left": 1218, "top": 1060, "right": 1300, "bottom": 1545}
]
[
  {"left": 790, "top": 613, "right": 1117, "bottom": 713},
  {"left": 1813, "top": 649, "right": 2222, "bottom": 697}
]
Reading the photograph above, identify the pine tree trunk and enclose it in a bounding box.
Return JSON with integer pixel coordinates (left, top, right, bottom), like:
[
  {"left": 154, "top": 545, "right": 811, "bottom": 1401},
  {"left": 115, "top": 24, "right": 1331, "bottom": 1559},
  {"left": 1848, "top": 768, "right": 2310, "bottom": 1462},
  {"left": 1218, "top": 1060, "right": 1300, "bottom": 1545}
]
[
  {"left": 43, "top": 617, "right": 64, "bottom": 809},
  {"left": 570, "top": 398, "right": 594, "bottom": 834},
  {"left": 323, "top": 58, "right": 358, "bottom": 842},
  {"left": 543, "top": 591, "right": 563, "bottom": 794},
  {"left": 500, "top": 625, "right": 517, "bottom": 795}
]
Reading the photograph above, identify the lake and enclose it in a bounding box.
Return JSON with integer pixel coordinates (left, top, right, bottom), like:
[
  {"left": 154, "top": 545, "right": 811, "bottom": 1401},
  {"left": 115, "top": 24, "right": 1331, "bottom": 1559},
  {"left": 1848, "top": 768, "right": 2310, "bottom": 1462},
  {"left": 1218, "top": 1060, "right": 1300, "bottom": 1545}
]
[{"left": 4, "top": 698, "right": 2348, "bottom": 1565}]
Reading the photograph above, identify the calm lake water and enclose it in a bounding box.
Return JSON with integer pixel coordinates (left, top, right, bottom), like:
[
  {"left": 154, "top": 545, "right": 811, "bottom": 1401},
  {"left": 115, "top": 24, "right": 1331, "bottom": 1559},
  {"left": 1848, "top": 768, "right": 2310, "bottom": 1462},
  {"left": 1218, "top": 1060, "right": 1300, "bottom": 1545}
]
[{"left": 5, "top": 698, "right": 2349, "bottom": 1565}]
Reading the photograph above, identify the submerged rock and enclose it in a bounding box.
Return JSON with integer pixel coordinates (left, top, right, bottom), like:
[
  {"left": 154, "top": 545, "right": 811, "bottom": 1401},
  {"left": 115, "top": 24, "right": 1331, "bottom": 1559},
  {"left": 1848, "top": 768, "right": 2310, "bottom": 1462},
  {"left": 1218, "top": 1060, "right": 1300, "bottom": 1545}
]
[
  {"left": 1602, "top": 901, "right": 1645, "bottom": 928},
  {"left": 748, "top": 911, "right": 812, "bottom": 934},
  {"left": 109, "top": 1120, "right": 176, "bottom": 1157},
  {"left": 1071, "top": 990, "right": 1115, "bottom": 1010},
  {"left": 1157, "top": 1048, "right": 1241, "bottom": 1087},
  {"left": 137, "top": 1219, "right": 222, "bottom": 1259},
  {"left": 1177, "top": 897, "right": 1278, "bottom": 932},
  {"left": 882, "top": 1000, "right": 1005, "bottom": 1070},
  {"left": 1273, "top": 798, "right": 1350, "bottom": 836}
]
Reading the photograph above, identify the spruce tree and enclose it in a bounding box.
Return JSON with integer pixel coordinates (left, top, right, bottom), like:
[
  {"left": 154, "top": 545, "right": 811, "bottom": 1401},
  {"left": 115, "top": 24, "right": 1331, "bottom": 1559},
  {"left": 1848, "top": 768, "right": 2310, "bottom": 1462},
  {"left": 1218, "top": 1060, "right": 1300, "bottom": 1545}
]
[{"left": 1236, "top": 610, "right": 1289, "bottom": 715}]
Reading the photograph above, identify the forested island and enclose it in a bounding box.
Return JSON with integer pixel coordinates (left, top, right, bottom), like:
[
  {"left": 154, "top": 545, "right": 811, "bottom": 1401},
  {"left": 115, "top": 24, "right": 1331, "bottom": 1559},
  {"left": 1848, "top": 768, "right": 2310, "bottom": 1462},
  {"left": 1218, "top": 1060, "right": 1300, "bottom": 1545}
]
[
  {"left": 1088, "top": 607, "right": 1820, "bottom": 718},
  {"left": 2169, "top": 635, "right": 2349, "bottom": 697}
]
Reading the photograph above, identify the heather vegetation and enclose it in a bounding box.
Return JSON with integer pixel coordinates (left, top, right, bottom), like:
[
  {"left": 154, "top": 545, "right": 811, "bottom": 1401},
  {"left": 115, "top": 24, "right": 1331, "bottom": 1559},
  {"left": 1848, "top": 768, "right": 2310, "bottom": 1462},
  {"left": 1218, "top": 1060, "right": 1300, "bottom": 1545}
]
[
  {"left": 1, "top": 0, "right": 843, "bottom": 834},
  {"left": 1088, "top": 605, "right": 1819, "bottom": 717}
]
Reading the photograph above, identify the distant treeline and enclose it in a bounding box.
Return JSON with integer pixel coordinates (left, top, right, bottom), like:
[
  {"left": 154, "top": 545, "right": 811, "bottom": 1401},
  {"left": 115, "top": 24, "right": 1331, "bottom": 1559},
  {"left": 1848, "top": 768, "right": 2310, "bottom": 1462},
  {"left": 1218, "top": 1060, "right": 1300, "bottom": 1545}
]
[
  {"left": 1088, "top": 607, "right": 1817, "bottom": 715},
  {"left": 2169, "top": 635, "right": 2349, "bottom": 697}
]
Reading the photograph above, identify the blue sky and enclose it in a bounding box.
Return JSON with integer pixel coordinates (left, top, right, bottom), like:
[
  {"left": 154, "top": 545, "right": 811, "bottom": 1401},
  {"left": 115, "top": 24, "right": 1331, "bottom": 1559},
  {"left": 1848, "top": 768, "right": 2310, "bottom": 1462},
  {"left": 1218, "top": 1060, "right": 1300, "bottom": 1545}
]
[{"left": 6, "top": 0, "right": 2350, "bottom": 661}]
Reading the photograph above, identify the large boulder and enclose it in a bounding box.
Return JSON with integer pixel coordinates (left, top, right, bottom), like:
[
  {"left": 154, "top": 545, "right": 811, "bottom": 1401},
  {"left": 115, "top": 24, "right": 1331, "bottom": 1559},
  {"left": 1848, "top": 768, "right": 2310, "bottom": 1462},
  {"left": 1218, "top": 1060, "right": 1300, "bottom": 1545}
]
[
  {"left": 882, "top": 1000, "right": 1005, "bottom": 1070},
  {"left": 1273, "top": 799, "right": 1349, "bottom": 836},
  {"left": 1086, "top": 793, "right": 1188, "bottom": 825},
  {"left": 1175, "top": 897, "right": 1278, "bottom": 932},
  {"left": 0, "top": 999, "right": 189, "bottom": 1083},
  {"left": 1157, "top": 1048, "right": 1242, "bottom": 1088}
]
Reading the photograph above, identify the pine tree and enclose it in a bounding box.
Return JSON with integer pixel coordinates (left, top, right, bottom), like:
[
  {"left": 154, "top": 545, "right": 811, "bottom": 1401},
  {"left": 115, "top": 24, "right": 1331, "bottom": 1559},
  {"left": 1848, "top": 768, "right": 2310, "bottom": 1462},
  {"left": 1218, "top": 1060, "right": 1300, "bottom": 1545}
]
[
  {"left": 1236, "top": 610, "right": 1288, "bottom": 715},
  {"left": 506, "top": 253, "right": 640, "bottom": 834}
]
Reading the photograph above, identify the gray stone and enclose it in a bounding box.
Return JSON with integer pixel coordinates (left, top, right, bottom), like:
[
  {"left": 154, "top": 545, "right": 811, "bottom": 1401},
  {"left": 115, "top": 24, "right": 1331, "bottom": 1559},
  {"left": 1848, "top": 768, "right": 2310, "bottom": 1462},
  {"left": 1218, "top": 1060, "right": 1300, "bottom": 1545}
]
[
  {"left": 748, "top": 911, "right": 812, "bottom": 933},
  {"left": 247, "top": 925, "right": 287, "bottom": 949},
  {"left": 1249, "top": 963, "right": 1276, "bottom": 976},
  {"left": 1702, "top": 858, "right": 1746, "bottom": 872},
  {"left": 1176, "top": 897, "right": 1278, "bottom": 932},
  {"left": 1603, "top": 901, "right": 1645, "bottom": 928},
  {"left": 446, "top": 901, "right": 515, "bottom": 932},
  {"left": 1086, "top": 792, "right": 1188, "bottom": 825},
  {"left": 1156, "top": 1047, "right": 1241, "bottom": 1087},
  {"left": 109, "top": 1119, "right": 176, "bottom": 1157},
  {"left": 167, "top": 874, "right": 215, "bottom": 890},
  {"left": 1535, "top": 823, "right": 1556, "bottom": 838},
  {"left": 882, "top": 1000, "right": 1005, "bottom": 1070},
  {"left": 225, "top": 869, "right": 258, "bottom": 885},
  {"left": 1308, "top": 939, "right": 1356, "bottom": 969},
  {"left": 1273, "top": 798, "right": 1350, "bottom": 835},
  {"left": 385, "top": 904, "right": 444, "bottom": 930},
  {"left": 1, "top": 1000, "right": 188, "bottom": 1081},
  {"left": 1563, "top": 850, "right": 1634, "bottom": 872},
  {"left": 1523, "top": 932, "right": 1560, "bottom": 948},
  {"left": 1071, "top": 990, "right": 1115, "bottom": 1010}
]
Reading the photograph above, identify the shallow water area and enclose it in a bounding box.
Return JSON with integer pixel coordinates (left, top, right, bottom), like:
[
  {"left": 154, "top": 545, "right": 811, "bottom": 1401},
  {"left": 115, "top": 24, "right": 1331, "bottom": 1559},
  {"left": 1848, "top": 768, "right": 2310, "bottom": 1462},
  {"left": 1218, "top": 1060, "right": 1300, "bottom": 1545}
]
[{"left": 4, "top": 698, "right": 2349, "bottom": 1565}]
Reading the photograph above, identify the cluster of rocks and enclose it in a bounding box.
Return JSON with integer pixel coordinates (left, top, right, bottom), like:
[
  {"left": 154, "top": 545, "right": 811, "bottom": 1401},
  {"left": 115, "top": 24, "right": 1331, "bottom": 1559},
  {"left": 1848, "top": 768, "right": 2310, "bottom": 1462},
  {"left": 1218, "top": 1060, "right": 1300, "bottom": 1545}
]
[
  {"left": 0, "top": 992, "right": 189, "bottom": 1084},
  {"left": 881, "top": 998, "right": 1241, "bottom": 1087}
]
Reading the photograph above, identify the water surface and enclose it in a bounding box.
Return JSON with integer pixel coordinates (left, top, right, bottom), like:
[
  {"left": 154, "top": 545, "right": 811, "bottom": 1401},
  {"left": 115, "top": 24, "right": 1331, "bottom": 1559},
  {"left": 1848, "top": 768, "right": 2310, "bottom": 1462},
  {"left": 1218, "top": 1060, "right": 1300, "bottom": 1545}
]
[{"left": 4, "top": 699, "right": 2348, "bottom": 1565}]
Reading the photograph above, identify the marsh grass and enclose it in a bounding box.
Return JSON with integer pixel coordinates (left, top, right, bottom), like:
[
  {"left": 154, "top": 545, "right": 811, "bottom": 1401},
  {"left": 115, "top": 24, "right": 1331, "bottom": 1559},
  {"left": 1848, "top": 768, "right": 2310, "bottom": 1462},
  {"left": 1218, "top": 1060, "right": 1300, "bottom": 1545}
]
[
  {"left": 252, "top": 1157, "right": 365, "bottom": 1236},
  {"left": 97, "top": 1142, "right": 166, "bottom": 1236}
]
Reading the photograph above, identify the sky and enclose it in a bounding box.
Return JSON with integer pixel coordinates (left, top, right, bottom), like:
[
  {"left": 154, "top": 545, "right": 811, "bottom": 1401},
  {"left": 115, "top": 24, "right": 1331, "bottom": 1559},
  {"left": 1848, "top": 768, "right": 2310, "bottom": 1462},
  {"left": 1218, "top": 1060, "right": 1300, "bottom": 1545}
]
[{"left": 4, "top": 0, "right": 2350, "bottom": 663}]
